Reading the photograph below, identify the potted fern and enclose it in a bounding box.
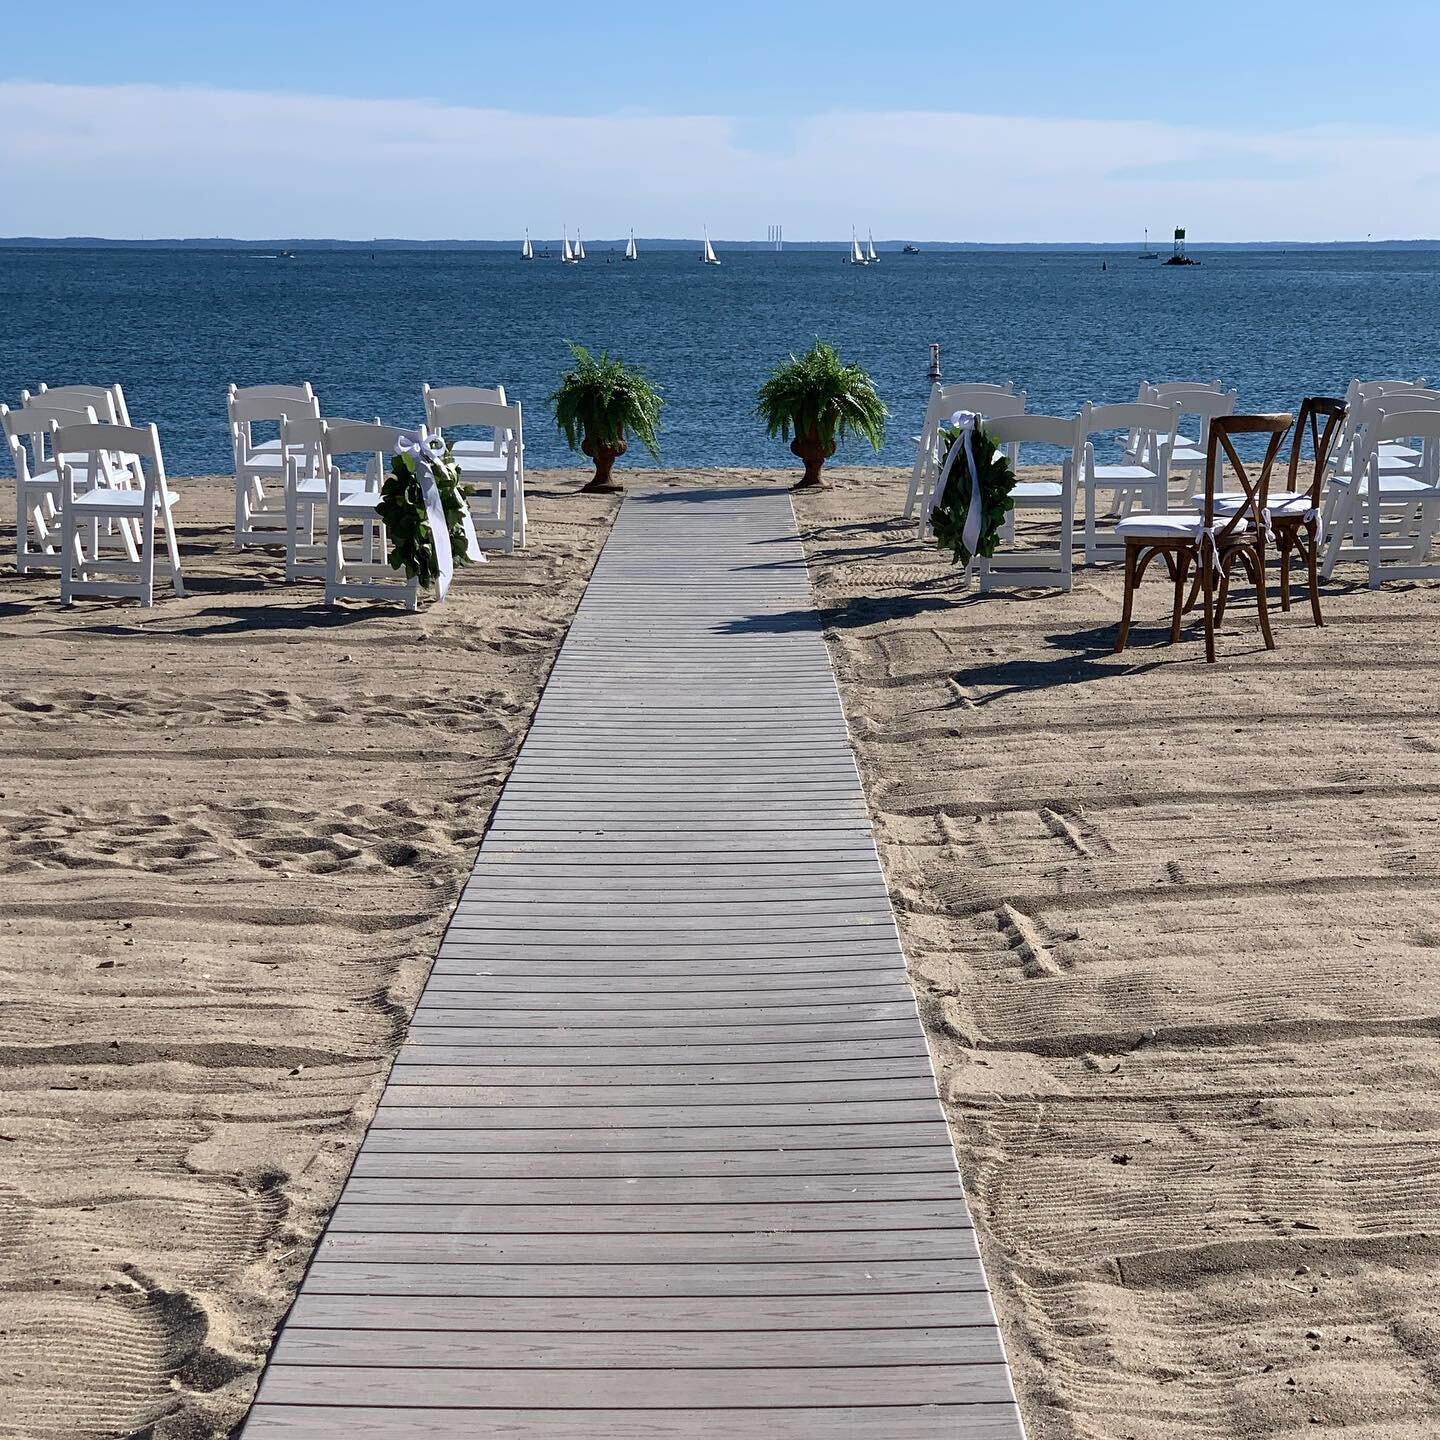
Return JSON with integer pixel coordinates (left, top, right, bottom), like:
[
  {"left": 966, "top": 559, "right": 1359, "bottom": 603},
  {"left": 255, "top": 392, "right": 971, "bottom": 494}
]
[
  {"left": 550, "top": 343, "right": 664, "bottom": 492},
  {"left": 756, "top": 340, "right": 887, "bottom": 488}
]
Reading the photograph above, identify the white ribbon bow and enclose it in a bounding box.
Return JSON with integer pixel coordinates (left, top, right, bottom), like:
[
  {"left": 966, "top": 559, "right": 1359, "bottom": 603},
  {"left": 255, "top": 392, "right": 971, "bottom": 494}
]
[
  {"left": 934, "top": 410, "right": 984, "bottom": 559},
  {"left": 395, "top": 431, "right": 482, "bottom": 602},
  {"left": 1258, "top": 506, "right": 1275, "bottom": 546}
]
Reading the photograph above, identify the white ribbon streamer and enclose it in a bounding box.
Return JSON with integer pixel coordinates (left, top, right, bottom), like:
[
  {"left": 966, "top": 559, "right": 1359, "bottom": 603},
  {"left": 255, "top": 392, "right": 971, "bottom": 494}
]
[
  {"left": 396, "top": 431, "right": 483, "bottom": 602},
  {"left": 933, "top": 410, "right": 984, "bottom": 558}
]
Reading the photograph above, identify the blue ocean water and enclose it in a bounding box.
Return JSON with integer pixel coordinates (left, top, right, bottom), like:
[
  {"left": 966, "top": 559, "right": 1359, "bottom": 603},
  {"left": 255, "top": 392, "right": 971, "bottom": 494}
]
[{"left": 3, "top": 245, "right": 1438, "bottom": 477}]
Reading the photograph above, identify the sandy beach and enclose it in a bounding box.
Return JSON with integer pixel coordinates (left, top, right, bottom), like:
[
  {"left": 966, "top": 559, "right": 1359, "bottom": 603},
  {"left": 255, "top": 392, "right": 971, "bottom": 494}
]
[
  {"left": 5, "top": 461, "right": 1439, "bottom": 1440},
  {"left": 795, "top": 467, "right": 1440, "bottom": 1439},
  {"left": 0, "top": 474, "right": 617, "bottom": 1439}
]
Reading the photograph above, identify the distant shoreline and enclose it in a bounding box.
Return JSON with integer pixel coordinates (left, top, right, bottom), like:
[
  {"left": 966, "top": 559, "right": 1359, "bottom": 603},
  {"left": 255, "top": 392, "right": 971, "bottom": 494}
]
[{"left": 4, "top": 237, "right": 1440, "bottom": 252}]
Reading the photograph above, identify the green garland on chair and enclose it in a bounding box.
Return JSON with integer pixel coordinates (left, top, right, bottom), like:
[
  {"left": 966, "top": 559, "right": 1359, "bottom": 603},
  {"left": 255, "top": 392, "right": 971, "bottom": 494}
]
[
  {"left": 929, "top": 416, "right": 1017, "bottom": 567},
  {"left": 375, "top": 437, "right": 475, "bottom": 590}
]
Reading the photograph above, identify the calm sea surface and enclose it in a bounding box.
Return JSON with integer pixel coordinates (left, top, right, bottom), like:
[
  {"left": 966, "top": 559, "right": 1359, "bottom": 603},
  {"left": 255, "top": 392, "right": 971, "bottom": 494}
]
[{"left": 3, "top": 246, "right": 1438, "bottom": 476}]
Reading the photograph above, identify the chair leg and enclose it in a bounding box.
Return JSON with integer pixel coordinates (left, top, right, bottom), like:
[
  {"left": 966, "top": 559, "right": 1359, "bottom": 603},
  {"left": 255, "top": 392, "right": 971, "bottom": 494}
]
[
  {"left": 1279, "top": 538, "right": 1292, "bottom": 612},
  {"left": 161, "top": 506, "right": 184, "bottom": 597},
  {"left": 1201, "top": 549, "right": 1217, "bottom": 664},
  {"left": 1115, "top": 542, "right": 1138, "bottom": 653},
  {"left": 1253, "top": 545, "right": 1276, "bottom": 651},
  {"left": 1307, "top": 523, "right": 1324, "bottom": 627},
  {"left": 1169, "top": 547, "right": 1190, "bottom": 644}
]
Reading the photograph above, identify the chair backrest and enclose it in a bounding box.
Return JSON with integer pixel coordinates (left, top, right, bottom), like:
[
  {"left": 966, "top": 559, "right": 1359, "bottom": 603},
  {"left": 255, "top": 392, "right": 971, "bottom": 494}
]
[
  {"left": 1143, "top": 385, "right": 1238, "bottom": 420},
  {"left": 24, "top": 383, "right": 123, "bottom": 424},
  {"left": 429, "top": 399, "right": 523, "bottom": 436},
  {"left": 1080, "top": 400, "right": 1181, "bottom": 462},
  {"left": 3, "top": 399, "right": 99, "bottom": 478},
  {"left": 319, "top": 420, "right": 410, "bottom": 466},
  {"left": 52, "top": 422, "right": 167, "bottom": 501},
  {"left": 1353, "top": 377, "right": 1428, "bottom": 401},
  {"left": 230, "top": 388, "right": 320, "bottom": 428},
  {"left": 1287, "top": 398, "right": 1346, "bottom": 507},
  {"left": 228, "top": 382, "right": 315, "bottom": 412},
  {"left": 423, "top": 384, "right": 507, "bottom": 424},
  {"left": 1200, "top": 413, "right": 1293, "bottom": 537},
  {"left": 984, "top": 412, "right": 1081, "bottom": 474},
  {"left": 1137, "top": 379, "right": 1223, "bottom": 402}
]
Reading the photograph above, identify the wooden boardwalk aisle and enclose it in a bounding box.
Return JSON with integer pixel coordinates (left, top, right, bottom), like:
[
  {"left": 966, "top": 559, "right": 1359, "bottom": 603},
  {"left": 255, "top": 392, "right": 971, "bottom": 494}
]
[{"left": 242, "top": 486, "right": 1024, "bottom": 1439}]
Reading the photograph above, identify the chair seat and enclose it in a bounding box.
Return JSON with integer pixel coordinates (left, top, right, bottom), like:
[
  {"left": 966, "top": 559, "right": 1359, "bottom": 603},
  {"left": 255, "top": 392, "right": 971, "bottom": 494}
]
[
  {"left": 1380, "top": 442, "right": 1422, "bottom": 461},
  {"left": 70, "top": 486, "right": 179, "bottom": 511},
  {"left": 1013, "top": 481, "right": 1063, "bottom": 501},
  {"left": 1170, "top": 444, "right": 1206, "bottom": 467},
  {"left": 1115, "top": 512, "right": 1250, "bottom": 541},
  {"left": 1092, "top": 464, "right": 1162, "bottom": 484},
  {"left": 292, "top": 475, "right": 374, "bottom": 498},
  {"left": 335, "top": 492, "right": 381, "bottom": 515},
  {"left": 1199, "top": 490, "right": 1312, "bottom": 515},
  {"left": 1329, "top": 472, "right": 1440, "bottom": 497}
]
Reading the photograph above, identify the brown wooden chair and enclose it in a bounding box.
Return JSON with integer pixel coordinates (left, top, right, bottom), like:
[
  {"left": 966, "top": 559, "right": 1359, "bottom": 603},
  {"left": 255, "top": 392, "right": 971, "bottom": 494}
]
[
  {"left": 1195, "top": 396, "right": 1345, "bottom": 626},
  {"left": 1114, "top": 412, "right": 1293, "bottom": 663}
]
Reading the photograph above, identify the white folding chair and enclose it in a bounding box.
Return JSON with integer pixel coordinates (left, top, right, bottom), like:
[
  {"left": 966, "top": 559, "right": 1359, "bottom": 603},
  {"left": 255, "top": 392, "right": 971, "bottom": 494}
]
[
  {"left": 319, "top": 420, "right": 418, "bottom": 610},
  {"left": 906, "top": 381, "right": 1019, "bottom": 522},
  {"left": 1142, "top": 386, "right": 1238, "bottom": 500},
  {"left": 914, "top": 388, "right": 1027, "bottom": 539},
  {"left": 54, "top": 422, "right": 183, "bottom": 606},
  {"left": 1079, "top": 400, "right": 1181, "bottom": 564},
  {"left": 1125, "top": 380, "right": 1221, "bottom": 457},
  {"left": 279, "top": 412, "right": 378, "bottom": 581},
  {"left": 1321, "top": 390, "right": 1440, "bottom": 577},
  {"left": 426, "top": 396, "right": 526, "bottom": 552},
  {"left": 228, "top": 383, "right": 319, "bottom": 546},
  {"left": 979, "top": 413, "right": 1082, "bottom": 592},
  {"left": 3, "top": 400, "right": 105, "bottom": 571},
  {"left": 1325, "top": 407, "right": 1440, "bottom": 587}
]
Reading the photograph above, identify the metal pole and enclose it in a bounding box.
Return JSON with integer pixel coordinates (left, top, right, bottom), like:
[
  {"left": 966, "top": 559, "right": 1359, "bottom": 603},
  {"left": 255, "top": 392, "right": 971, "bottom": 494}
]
[{"left": 927, "top": 343, "right": 941, "bottom": 386}]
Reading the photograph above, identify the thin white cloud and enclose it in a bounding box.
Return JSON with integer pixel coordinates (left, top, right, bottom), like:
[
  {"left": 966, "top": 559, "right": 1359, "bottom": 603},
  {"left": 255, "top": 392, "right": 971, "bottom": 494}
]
[{"left": 3, "top": 81, "right": 1436, "bottom": 241}]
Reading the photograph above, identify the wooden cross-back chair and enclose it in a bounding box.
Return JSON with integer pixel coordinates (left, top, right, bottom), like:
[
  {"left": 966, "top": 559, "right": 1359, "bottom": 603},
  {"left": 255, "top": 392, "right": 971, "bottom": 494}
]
[
  {"left": 1114, "top": 412, "right": 1293, "bottom": 664},
  {"left": 1268, "top": 397, "right": 1346, "bottom": 624}
]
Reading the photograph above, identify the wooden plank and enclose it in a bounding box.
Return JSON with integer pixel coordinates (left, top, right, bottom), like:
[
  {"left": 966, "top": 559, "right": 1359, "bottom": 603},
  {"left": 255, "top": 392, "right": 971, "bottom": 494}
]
[
  {"left": 254, "top": 1362, "right": 1018, "bottom": 1408},
  {"left": 242, "top": 1403, "right": 1026, "bottom": 1440},
  {"left": 270, "top": 1326, "right": 1008, "bottom": 1369}
]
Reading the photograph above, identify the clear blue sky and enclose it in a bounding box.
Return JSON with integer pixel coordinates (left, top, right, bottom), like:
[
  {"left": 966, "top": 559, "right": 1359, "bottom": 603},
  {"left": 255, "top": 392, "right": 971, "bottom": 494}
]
[{"left": 9, "top": 1, "right": 1440, "bottom": 240}]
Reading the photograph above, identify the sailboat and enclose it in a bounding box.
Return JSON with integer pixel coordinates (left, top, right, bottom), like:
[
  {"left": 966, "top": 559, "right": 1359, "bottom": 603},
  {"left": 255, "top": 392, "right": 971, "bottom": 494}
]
[
  {"left": 867, "top": 231, "right": 879, "bottom": 264},
  {"left": 1137, "top": 227, "right": 1158, "bottom": 260},
  {"left": 521, "top": 229, "right": 534, "bottom": 260},
  {"left": 576, "top": 231, "right": 586, "bottom": 261},
  {"left": 850, "top": 230, "right": 868, "bottom": 266},
  {"left": 624, "top": 230, "right": 638, "bottom": 262},
  {"left": 561, "top": 230, "right": 577, "bottom": 265},
  {"left": 701, "top": 228, "right": 720, "bottom": 266}
]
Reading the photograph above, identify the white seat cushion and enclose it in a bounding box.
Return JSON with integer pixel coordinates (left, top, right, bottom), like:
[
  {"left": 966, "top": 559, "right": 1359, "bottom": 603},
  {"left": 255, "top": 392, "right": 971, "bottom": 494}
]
[
  {"left": 1115, "top": 512, "right": 1251, "bottom": 541},
  {"left": 1092, "top": 464, "right": 1161, "bottom": 484},
  {"left": 70, "top": 487, "right": 178, "bottom": 511},
  {"left": 1199, "top": 490, "right": 1312, "bottom": 515},
  {"left": 1012, "top": 481, "right": 1063, "bottom": 501}
]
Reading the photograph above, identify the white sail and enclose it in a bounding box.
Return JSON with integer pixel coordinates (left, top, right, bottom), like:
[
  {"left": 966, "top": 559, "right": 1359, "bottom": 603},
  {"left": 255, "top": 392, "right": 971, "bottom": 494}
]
[
  {"left": 867, "top": 231, "right": 878, "bottom": 263},
  {"left": 562, "top": 230, "right": 576, "bottom": 263},
  {"left": 702, "top": 228, "right": 719, "bottom": 265},
  {"left": 522, "top": 229, "right": 533, "bottom": 260},
  {"left": 624, "top": 230, "right": 638, "bottom": 261},
  {"left": 576, "top": 231, "right": 586, "bottom": 261},
  {"left": 851, "top": 232, "right": 867, "bottom": 265}
]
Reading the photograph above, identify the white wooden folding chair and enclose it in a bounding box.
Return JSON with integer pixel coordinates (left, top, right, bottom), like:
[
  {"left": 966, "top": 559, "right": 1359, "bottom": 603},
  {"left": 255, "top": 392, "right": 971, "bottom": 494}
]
[
  {"left": 54, "top": 422, "right": 183, "bottom": 606},
  {"left": 279, "top": 412, "right": 378, "bottom": 581},
  {"left": 2, "top": 400, "right": 104, "bottom": 571},
  {"left": 319, "top": 420, "right": 418, "bottom": 610},
  {"left": 425, "top": 396, "right": 526, "bottom": 552},
  {"left": 1142, "top": 387, "right": 1239, "bottom": 501},
  {"left": 1321, "top": 390, "right": 1440, "bottom": 578},
  {"left": 906, "top": 382, "right": 1019, "bottom": 523},
  {"left": 228, "top": 383, "right": 319, "bottom": 546},
  {"left": 1079, "top": 400, "right": 1181, "bottom": 564},
  {"left": 978, "top": 413, "right": 1083, "bottom": 593},
  {"left": 1325, "top": 407, "right": 1440, "bottom": 587},
  {"left": 913, "top": 386, "right": 1027, "bottom": 538},
  {"left": 1125, "top": 380, "right": 1221, "bottom": 457}
]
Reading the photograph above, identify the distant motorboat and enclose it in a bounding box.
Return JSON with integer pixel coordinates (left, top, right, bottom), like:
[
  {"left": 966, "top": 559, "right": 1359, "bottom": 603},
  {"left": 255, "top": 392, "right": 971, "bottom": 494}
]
[
  {"left": 867, "top": 231, "right": 879, "bottom": 264},
  {"left": 624, "top": 230, "right": 639, "bottom": 262},
  {"left": 850, "top": 231, "right": 868, "bottom": 266},
  {"left": 701, "top": 228, "right": 720, "bottom": 265},
  {"left": 521, "top": 230, "right": 534, "bottom": 260},
  {"left": 902, "top": 243, "right": 920, "bottom": 255}
]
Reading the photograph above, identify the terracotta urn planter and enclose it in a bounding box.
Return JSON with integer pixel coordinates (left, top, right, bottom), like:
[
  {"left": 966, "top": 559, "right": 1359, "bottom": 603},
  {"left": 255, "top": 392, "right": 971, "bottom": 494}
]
[
  {"left": 581, "top": 431, "right": 628, "bottom": 492},
  {"left": 790, "top": 428, "right": 835, "bottom": 489}
]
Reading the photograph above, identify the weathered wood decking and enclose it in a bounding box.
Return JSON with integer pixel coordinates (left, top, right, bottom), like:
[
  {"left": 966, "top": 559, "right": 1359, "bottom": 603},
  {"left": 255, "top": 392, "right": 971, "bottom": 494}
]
[{"left": 242, "top": 485, "right": 1024, "bottom": 1439}]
